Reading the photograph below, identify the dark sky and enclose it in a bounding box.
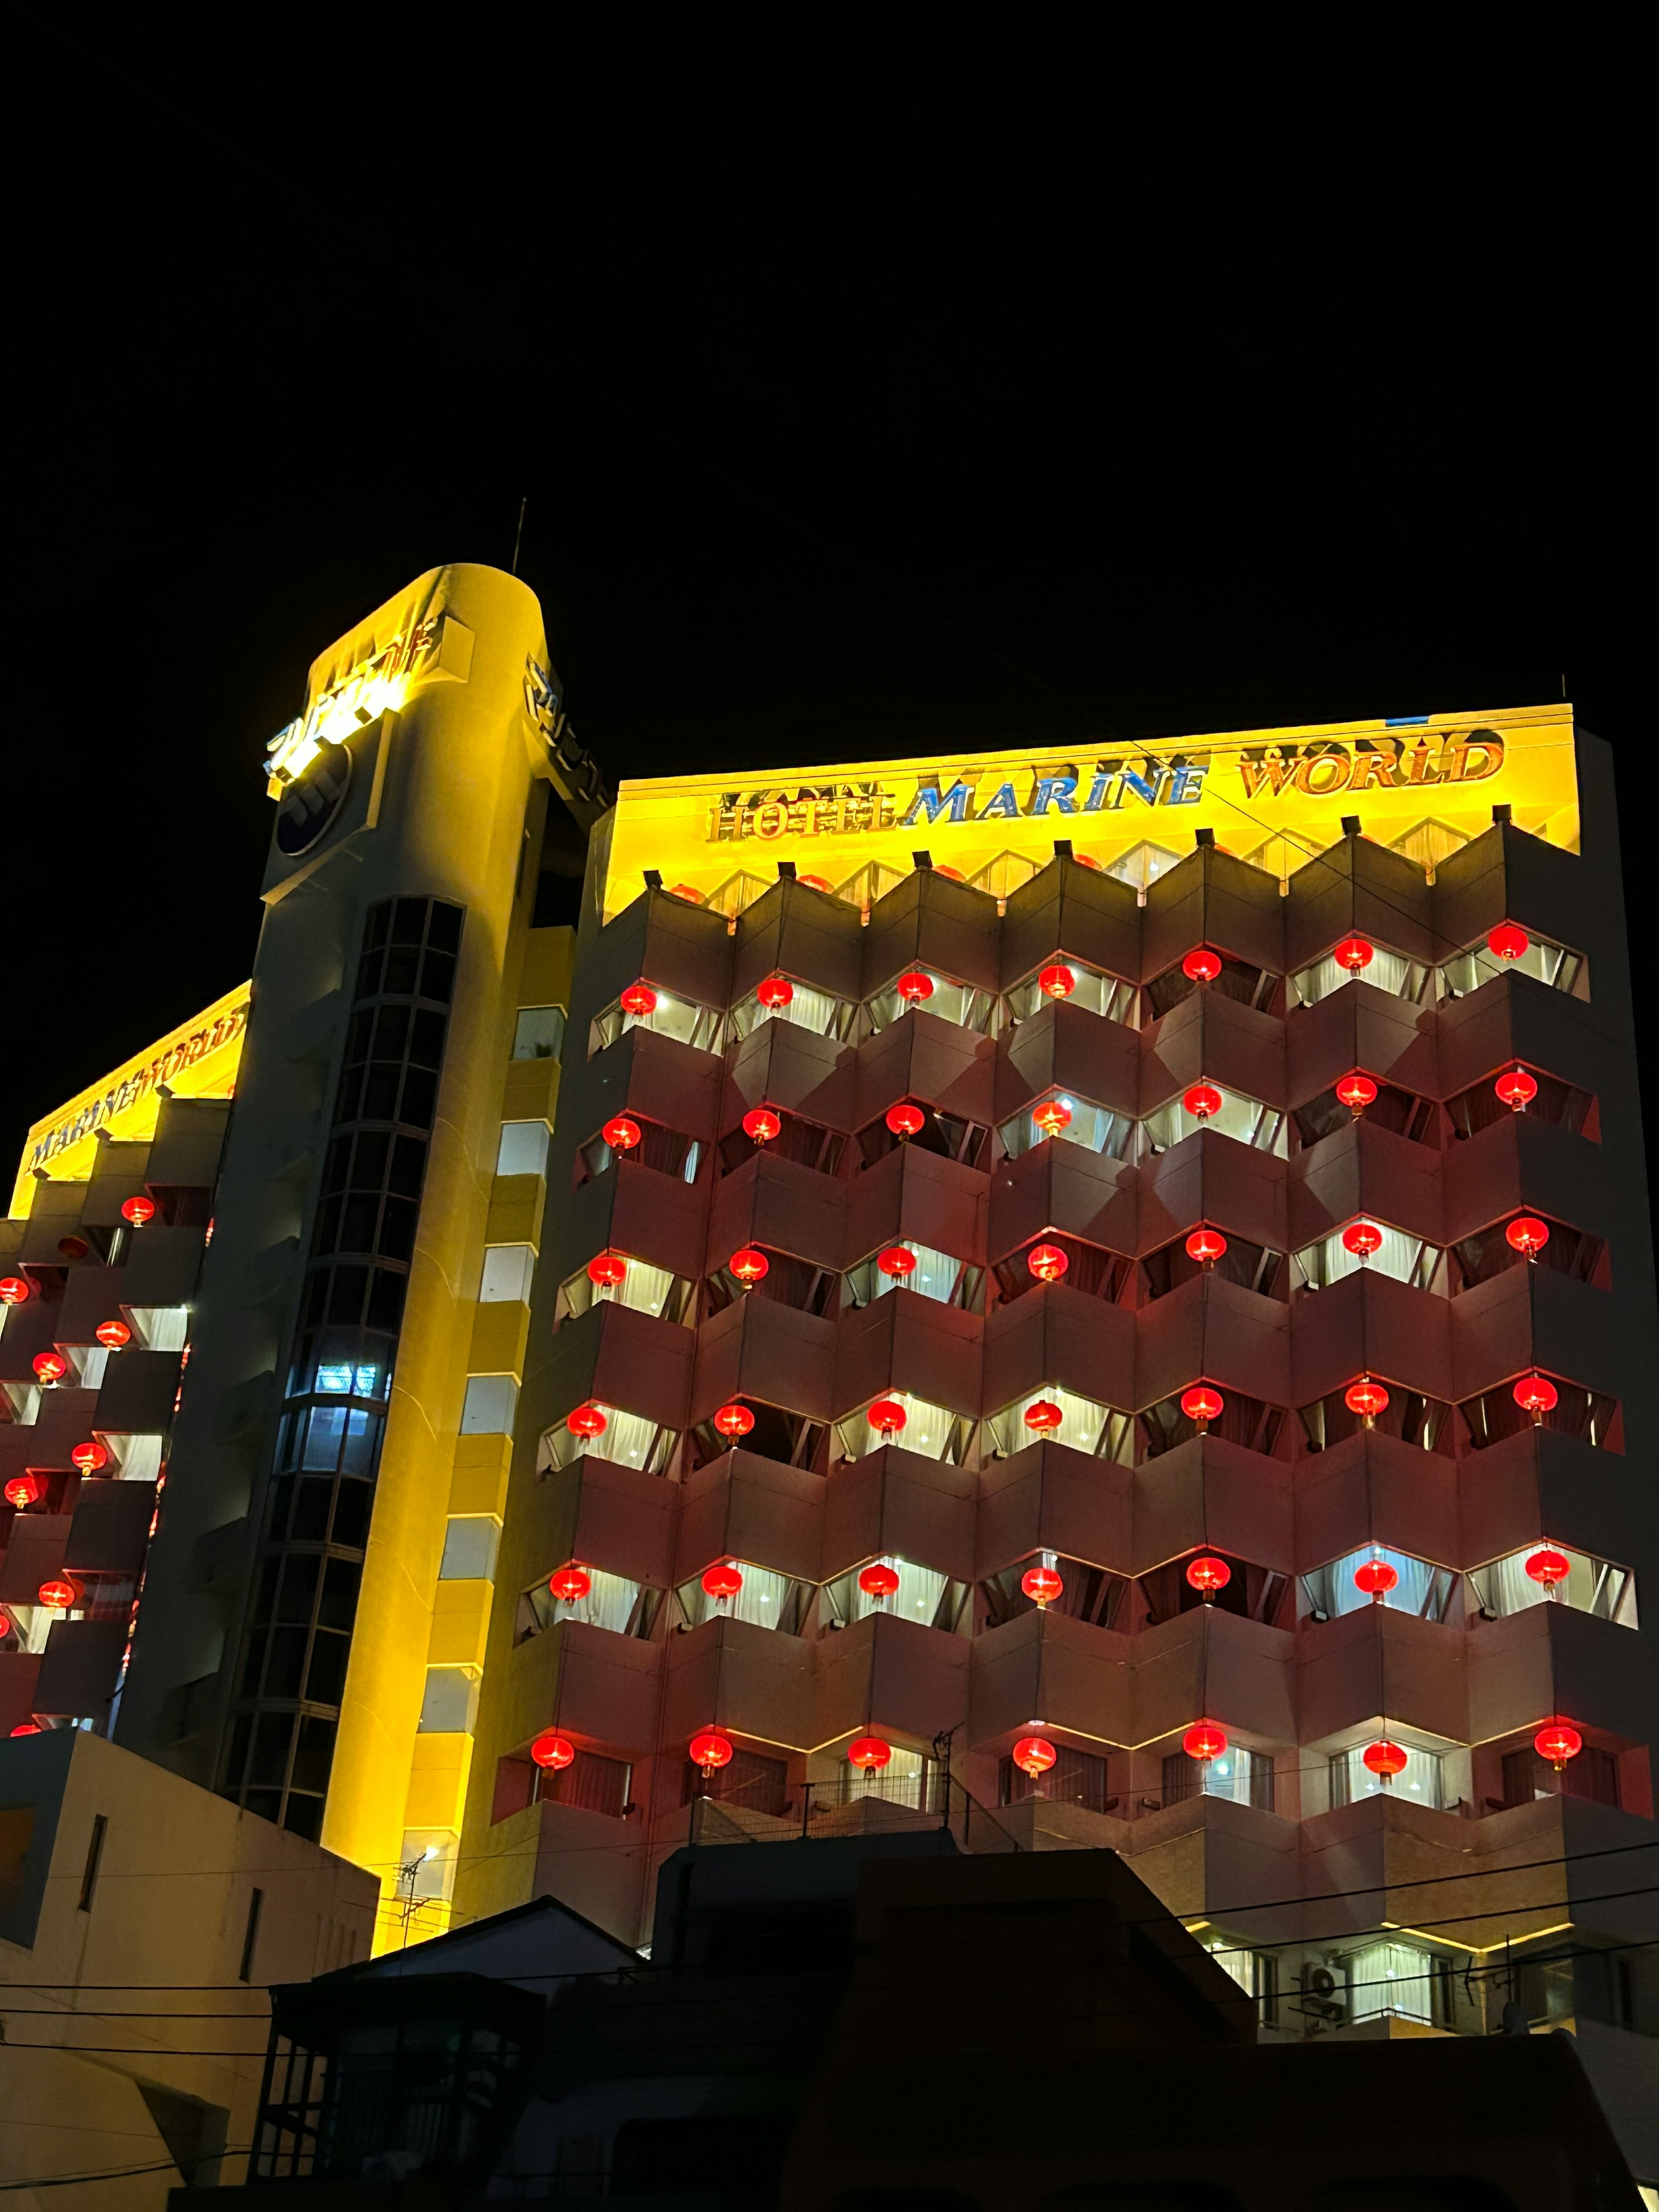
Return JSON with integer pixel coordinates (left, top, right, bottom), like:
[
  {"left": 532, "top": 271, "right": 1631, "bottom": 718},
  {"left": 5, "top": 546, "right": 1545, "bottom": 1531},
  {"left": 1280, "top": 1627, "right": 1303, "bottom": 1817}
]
[{"left": 12, "top": 92, "right": 1646, "bottom": 1174}]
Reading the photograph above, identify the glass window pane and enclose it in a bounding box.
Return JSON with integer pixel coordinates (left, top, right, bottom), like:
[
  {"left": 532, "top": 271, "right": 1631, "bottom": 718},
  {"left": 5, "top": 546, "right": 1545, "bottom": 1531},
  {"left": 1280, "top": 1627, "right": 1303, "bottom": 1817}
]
[
  {"left": 418, "top": 1668, "right": 478, "bottom": 1733},
  {"left": 480, "top": 1245, "right": 535, "bottom": 1303},
  {"left": 461, "top": 1375, "right": 518, "bottom": 1434},
  {"left": 439, "top": 1518, "right": 500, "bottom": 1580},
  {"left": 513, "top": 1007, "right": 566, "bottom": 1060},
  {"left": 496, "top": 1122, "right": 551, "bottom": 1177}
]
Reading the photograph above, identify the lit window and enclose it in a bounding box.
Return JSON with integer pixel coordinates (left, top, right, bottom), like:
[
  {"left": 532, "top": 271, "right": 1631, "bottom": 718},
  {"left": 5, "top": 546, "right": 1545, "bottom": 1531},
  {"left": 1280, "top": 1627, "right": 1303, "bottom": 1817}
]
[
  {"left": 512, "top": 1006, "right": 566, "bottom": 1061},
  {"left": 496, "top": 1122, "right": 551, "bottom": 1177},
  {"left": 418, "top": 1667, "right": 479, "bottom": 1733},
  {"left": 479, "top": 1245, "right": 535, "bottom": 1303},
  {"left": 439, "top": 1518, "right": 500, "bottom": 1580},
  {"left": 315, "top": 1363, "right": 382, "bottom": 1397},
  {"left": 130, "top": 1305, "right": 190, "bottom": 1351},
  {"left": 461, "top": 1375, "right": 518, "bottom": 1434}
]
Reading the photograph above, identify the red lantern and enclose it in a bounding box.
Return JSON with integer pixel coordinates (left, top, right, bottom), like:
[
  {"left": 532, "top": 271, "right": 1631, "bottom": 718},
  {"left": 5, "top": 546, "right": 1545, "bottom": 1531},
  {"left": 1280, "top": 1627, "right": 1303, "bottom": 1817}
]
[
  {"left": 690, "top": 1728, "right": 734, "bottom": 1775},
  {"left": 1185, "top": 1554, "right": 1231, "bottom": 1596},
  {"left": 1346, "top": 1376, "right": 1390, "bottom": 1421},
  {"left": 713, "top": 1402, "right": 755, "bottom": 1440},
  {"left": 1336, "top": 1072, "right": 1378, "bottom": 1114},
  {"left": 859, "top": 1563, "right": 900, "bottom": 1600},
  {"left": 1039, "top": 963, "right": 1075, "bottom": 1000},
  {"left": 1181, "top": 1383, "right": 1224, "bottom": 1427},
  {"left": 32, "top": 1351, "right": 68, "bottom": 1384},
  {"left": 9, "top": 1723, "right": 42, "bottom": 1737},
  {"left": 1526, "top": 1548, "right": 1570, "bottom": 1591},
  {"left": 602, "top": 1116, "right": 642, "bottom": 1153},
  {"left": 1514, "top": 1373, "right": 1558, "bottom": 1420},
  {"left": 1335, "top": 934, "right": 1374, "bottom": 973},
  {"left": 1534, "top": 1719, "right": 1583, "bottom": 1771},
  {"left": 867, "top": 1398, "right": 907, "bottom": 1436},
  {"left": 886, "top": 1102, "right": 926, "bottom": 1139},
  {"left": 1354, "top": 1557, "right": 1398, "bottom": 1601},
  {"left": 1183, "top": 1720, "right": 1227, "bottom": 1762},
  {"left": 1183, "top": 1083, "right": 1223, "bottom": 1121},
  {"left": 1362, "top": 1738, "right": 1409, "bottom": 1780},
  {"left": 587, "top": 1251, "right": 627, "bottom": 1290},
  {"left": 848, "top": 1735, "right": 892, "bottom": 1771},
  {"left": 1495, "top": 1066, "right": 1537, "bottom": 1111},
  {"left": 0, "top": 1277, "right": 30, "bottom": 1305},
  {"left": 1028, "top": 1243, "right": 1068, "bottom": 1284},
  {"left": 1342, "top": 1219, "right": 1383, "bottom": 1259},
  {"left": 702, "top": 1561, "right": 744, "bottom": 1601},
  {"left": 1182, "top": 947, "right": 1222, "bottom": 984},
  {"left": 121, "top": 1195, "right": 156, "bottom": 1227},
  {"left": 70, "top": 1441, "right": 108, "bottom": 1475},
  {"left": 38, "top": 1577, "right": 81, "bottom": 1612},
  {"left": 798, "top": 875, "right": 833, "bottom": 893},
  {"left": 742, "top": 1106, "right": 782, "bottom": 1144},
  {"left": 896, "top": 970, "right": 934, "bottom": 1003},
  {"left": 1021, "top": 1563, "right": 1064, "bottom": 1608},
  {"left": 1506, "top": 1216, "right": 1550, "bottom": 1259},
  {"left": 4, "top": 1475, "right": 46, "bottom": 1510},
  {"left": 531, "top": 1730, "right": 576, "bottom": 1770},
  {"left": 757, "top": 973, "right": 794, "bottom": 1010},
  {"left": 566, "top": 1403, "right": 608, "bottom": 1438},
  {"left": 670, "top": 884, "right": 704, "bottom": 903},
  {"left": 95, "top": 1320, "right": 131, "bottom": 1349},
  {"left": 729, "top": 1247, "right": 769, "bottom": 1286},
  {"left": 1023, "top": 1399, "right": 1063, "bottom": 1435},
  {"left": 620, "top": 982, "right": 658, "bottom": 1017},
  {"left": 1013, "top": 1735, "right": 1058, "bottom": 1777},
  {"left": 1488, "top": 922, "right": 1530, "bottom": 960},
  {"left": 877, "top": 1246, "right": 917, "bottom": 1280},
  {"left": 1186, "top": 1226, "right": 1227, "bottom": 1266},
  {"left": 548, "top": 1565, "right": 591, "bottom": 1604},
  {"left": 1033, "top": 1098, "right": 1072, "bottom": 1140}
]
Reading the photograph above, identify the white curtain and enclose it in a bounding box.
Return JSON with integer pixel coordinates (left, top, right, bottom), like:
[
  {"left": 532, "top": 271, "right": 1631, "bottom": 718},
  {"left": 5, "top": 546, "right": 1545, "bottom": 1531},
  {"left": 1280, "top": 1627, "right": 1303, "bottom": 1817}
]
[
  {"left": 1295, "top": 1223, "right": 1429, "bottom": 1291},
  {"left": 543, "top": 1565, "right": 642, "bottom": 1635},
  {"left": 1330, "top": 1743, "right": 1443, "bottom": 1809},
  {"left": 847, "top": 1555, "right": 948, "bottom": 1627},
  {"left": 1475, "top": 1545, "right": 1634, "bottom": 1625},
  {"left": 1310, "top": 1545, "right": 1449, "bottom": 1621},
  {"left": 987, "top": 1383, "right": 1126, "bottom": 1460},
  {"left": 1294, "top": 947, "right": 1424, "bottom": 1009},
  {"left": 836, "top": 1394, "right": 962, "bottom": 1463},
  {"left": 1345, "top": 1939, "right": 1438, "bottom": 2023},
  {"left": 680, "top": 1562, "right": 796, "bottom": 1630}
]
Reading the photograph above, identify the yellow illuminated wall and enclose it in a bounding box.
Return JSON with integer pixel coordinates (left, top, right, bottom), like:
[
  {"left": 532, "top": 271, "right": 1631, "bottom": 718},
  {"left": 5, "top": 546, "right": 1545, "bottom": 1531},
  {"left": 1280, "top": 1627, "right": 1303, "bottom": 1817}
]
[{"left": 602, "top": 704, "right": 1577, "bottom": 920}]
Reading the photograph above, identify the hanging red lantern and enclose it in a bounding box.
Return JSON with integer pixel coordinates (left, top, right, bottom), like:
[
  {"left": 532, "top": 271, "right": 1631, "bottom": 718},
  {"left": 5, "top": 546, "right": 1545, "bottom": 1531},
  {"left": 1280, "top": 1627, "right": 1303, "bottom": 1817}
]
[
  {"left": 620, "top": 982, "right": 658, "bottom": 1017},
  {"left": 848, "top": 1735, "right": 892, "bottom": 1771},
  {"left": 1346, "top": 1376, "right": 1390, "bottom": 1421},
  {"left": 1534, "top": 1719, "right": 1583, "bottom": 1772},
  {"left": 713, "top": 1402, "right": 755, "bottom": 1440},
  {"left": 1038, "top": 963, "right": 1075, "bottom": 1000},
  {"left": 1021, "top": 1563, "right": 1064, "bottom": 1608},
  {"left": 70, "top": 1441, "right": 108, "bottom": 1475},
  {"left": 1362, "top": 1738, "right": 1409, "bottom": 1780},
  {"left": 1186, "top": 1226, "right": 1227, "bottom": 1266},
  {"left": 587, "top": 1251, "right": 628, "bottom": 1290},
  {"left": 1183, "top": 1720, "right": 1227, "bottom": 1762},
  {"left": 1506, "top": 1216, "right": 1550, "bottom": 1259},
  {"left": 1336, "top": 1072, "right": 1378, "bottom": 1114},
  {"left": 1033, "top": 1098, "right": 1073, "bottom": 1140},
  {"left": 531, "top": 1730, "right": 576, "bottom": 1770},
  {"left": 756, "top": 973, "right": 794, "bottom": 1010},
  {"left": 886, "top": 1102, "right": 926, "bottom": 1139},
  {"left": 10, "top": 1723, "right": 43, "bottom": 1737},
  {"left": 729, "top": 1247, "right": 769, "bottom": 1286},
  {"left": 1185, "top": 1554, "right": 1231, "bottom": 1596},
  {"left": 1354, "top": 1557, "right": 1398, "bottom": 1601},
  {"left": 566, "top": 1403, "right": 608, "bottom": 1438},
  {"left": 896, "top": 970, "right": 934, "bottom": 1003},
  {"left": 1028, "top": 1242, "right": 1069, "bottom": 1283},
  {"left": 32, "top": 1351, "right": 69, "bottom": 1384},
  {"left": 867, "top": 1398, "right": 908, "bottom": 1436},
  {"left": 121, "top": 1195, "right": 156, "bottom": 1227},
  {"left": 1023, "top": 1399, "right": 1063, "bottom": 1435},
  {"left": 877, "top": 1246, "right": 917, "bottom": 1280},
  {"left": 1183, "top": 1083, "right": 1223, "bottom": 1121},
  {"left": 1488, "top": 922, "right": 1530, "bottom": 961},
  {"left": 4, "top": 1475, "right": 46, "bottom": 1510},
  {"left": 0, "top": 1277, "right": 31, "bottom": 1305},
  {"left": 859, "top": 1563, "right": 900, "bottom": 1600},
  {"left": 38, "top": 1576, "right": 81, "bottom": 1612},
  {"left": 1514, "top": 1373, "right": 1558, "bottom": 1420},
  {"left": 1495, "top": 1067, "right": 1537, "bottom": 1111},
  {"left": 702, "top": 1560, "right": 744, "bottom": 1601},
  {"left": 1013, "top": 1735, "right": 1058, "bottom": 1777},
  {"left": 742, "top": 1105, "right": 782, "bottom": 1144},
  {"left": 1182, "top": 947, "right": 1222, "bottom": 984},
  {"left": 1335, "top": 934, "right": 1375, "bottom": 973},
  {"left": 670, "top": 884, "right": 704, "bottom": 903},
  {"left": 798, "top": 874, "right": 833, "bottom": 893},
  {"left": 1526, "top": 1548, "right": 1570, "bottom": 1591},
  {"left": 548, "top": 1565, "right": 591, "bottom": 1604},
  {"left": 95, "top": 1320, "right": 131, "bottom": 1349},
  {"left": 1181, "top": 1383, "right": 1224, "bottom": 1427},
  {"left": 602, "top": 1116, "right": 642, "bottom": 1153},
  {"left": 689, "top": 1728, "right": 734, "bottom": 1775},
  {"left": 1342, "top": 1219, "right": 1384, "bottom": 1259}
]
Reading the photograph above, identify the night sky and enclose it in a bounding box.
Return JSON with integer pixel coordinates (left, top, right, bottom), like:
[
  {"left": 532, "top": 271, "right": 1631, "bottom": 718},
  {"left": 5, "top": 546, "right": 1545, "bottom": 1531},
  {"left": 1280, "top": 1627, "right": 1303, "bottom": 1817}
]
[{"left": 13, "top": 96, "right": 1646, "bottom": 1177}]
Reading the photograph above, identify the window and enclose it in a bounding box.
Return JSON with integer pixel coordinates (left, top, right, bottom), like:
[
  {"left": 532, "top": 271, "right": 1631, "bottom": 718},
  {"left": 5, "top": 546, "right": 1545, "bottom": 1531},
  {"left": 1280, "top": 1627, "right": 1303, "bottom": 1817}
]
[
  {"left": 831, "top": 1394, "right": 972, "bottom": 1465},
  {"left": 512, "top": 1006, "right": 566, "bottom": 1060},
  {"left": 1470, "top": 1545, "right": 1637, "bottom": 1627},
  {"left": 419, "top": 1667, "right": 479, "bottom": 1733},
  {"left": 997, "top": 1091, "right": 1135, "bottom": 1161},
  {"left": 439, "top": 1518, "right": 500, "bottom": 1580},
  {"left": 1005, "top": 957, "right": 1137, "bottom": 1023},
  {"left": 461, "top": 1375, "right": 518, "bottom": 1435},
  {"left": 553, "top": 1256, "right": 693, "bottom": 1327},
  {"left": 842, "top": 1241, "right": 980, "bottom": 1310},
  {"left": 522, "top": 1565, "right": 657, "bottom": 1640},
  {"left": 984, "top": 1385, "right": 1132, "bottom": 1462},
  {"left": 675, "top": 1562, "right": 814, "bottom": 1634},
  {"left": 728, "top": 982, "right": 855, "bottom": 1042},
  {"left": 1503, "top": 1744, "right": 1621, "bottom": 1808},
  {"left": 1440, "top": 932, "right": 1584, "bottom": 1001},
  {"left": 1001, "top": 1742, "right": 1112, "bottom": 1813},
  {"left": 1329, "top": 1741, "right": 1444, "bottom": 1809},
  {"left": 1301, "top": 1545, "right": 1458, "bottom": 1624},
  {"left": 1164, "top": 1747, "right": 1275, "bottom": 1810},
  {"left": 1293, "top": 1224, "right": 1438, "bottom": 1294},
  {"left": 540, "top": 1408, "right": 678, "bottom": 1476},
  {"left": 399, "top": 1828, "right": 458, "bottom": 1901},
  {"left": 864, "top": 969, "right": 999, "bottom": 1036},
  {"left": 1291, "top": 945, "right": 1433, "bottom": 1009},
  {"left": 496, "top": 1122, "right": 550, "bottom": 1178},
  {"left": 1345, "top": 1938, "right": 1452, "bottom": 2025},
  {"left": 130, "top": 1305, "right": 191, "bottom": 1351},
  {"left": 479, "top": 1245, "right": 535, "bottom": 1303},
  {"left": 588, "top": 989, "right": 723, "bottom": 1057},
  {"left": 533, "top": 1747, "right": 631, "bottom": 1817},
  {"left": 1144, "top": 1084, "right": 1289, "bottom": 1156}
]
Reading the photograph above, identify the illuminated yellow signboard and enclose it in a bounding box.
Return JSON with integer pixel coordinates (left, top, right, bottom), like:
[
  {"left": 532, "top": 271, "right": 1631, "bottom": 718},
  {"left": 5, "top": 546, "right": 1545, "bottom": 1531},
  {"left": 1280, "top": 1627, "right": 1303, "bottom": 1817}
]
[
  {"left": 603, "top": 704, "right": 1577, "bottom": 921},
  {"left": 13, "top": 982, "right": 251, "bottom": 1214}
]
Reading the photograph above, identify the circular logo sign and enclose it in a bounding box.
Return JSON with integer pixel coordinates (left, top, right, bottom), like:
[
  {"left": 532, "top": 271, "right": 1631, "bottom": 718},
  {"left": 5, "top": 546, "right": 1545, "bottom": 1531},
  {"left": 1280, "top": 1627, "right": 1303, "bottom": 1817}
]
[{"left": 276, "top": 742, "right": 353, "bottom": 856}]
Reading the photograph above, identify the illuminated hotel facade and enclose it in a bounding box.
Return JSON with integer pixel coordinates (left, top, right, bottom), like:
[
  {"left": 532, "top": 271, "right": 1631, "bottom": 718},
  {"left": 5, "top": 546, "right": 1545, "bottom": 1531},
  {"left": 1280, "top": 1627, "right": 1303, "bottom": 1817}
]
[{"left": 2, "top": 566, "right": 1654, "bottom": 2045}]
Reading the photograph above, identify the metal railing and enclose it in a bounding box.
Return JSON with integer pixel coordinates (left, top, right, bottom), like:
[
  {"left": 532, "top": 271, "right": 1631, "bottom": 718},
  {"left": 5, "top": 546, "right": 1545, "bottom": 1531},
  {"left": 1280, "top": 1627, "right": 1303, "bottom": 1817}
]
[{"left": 687, "top": 1770, "right": 1019, "bottom": 1851}]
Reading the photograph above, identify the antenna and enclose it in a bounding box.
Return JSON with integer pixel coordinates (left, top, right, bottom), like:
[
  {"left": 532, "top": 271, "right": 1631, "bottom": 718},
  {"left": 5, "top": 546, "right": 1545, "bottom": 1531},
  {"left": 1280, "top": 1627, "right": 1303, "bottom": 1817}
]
[{"left": 511, "top": 496, "right": 528, "bottom": 576}]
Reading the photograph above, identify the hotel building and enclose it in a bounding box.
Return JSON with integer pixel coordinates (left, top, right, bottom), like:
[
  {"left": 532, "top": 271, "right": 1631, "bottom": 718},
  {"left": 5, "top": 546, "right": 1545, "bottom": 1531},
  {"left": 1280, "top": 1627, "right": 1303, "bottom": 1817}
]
[{"left": 1, "top": 566, "right": 1653, "bottom": 2061}]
